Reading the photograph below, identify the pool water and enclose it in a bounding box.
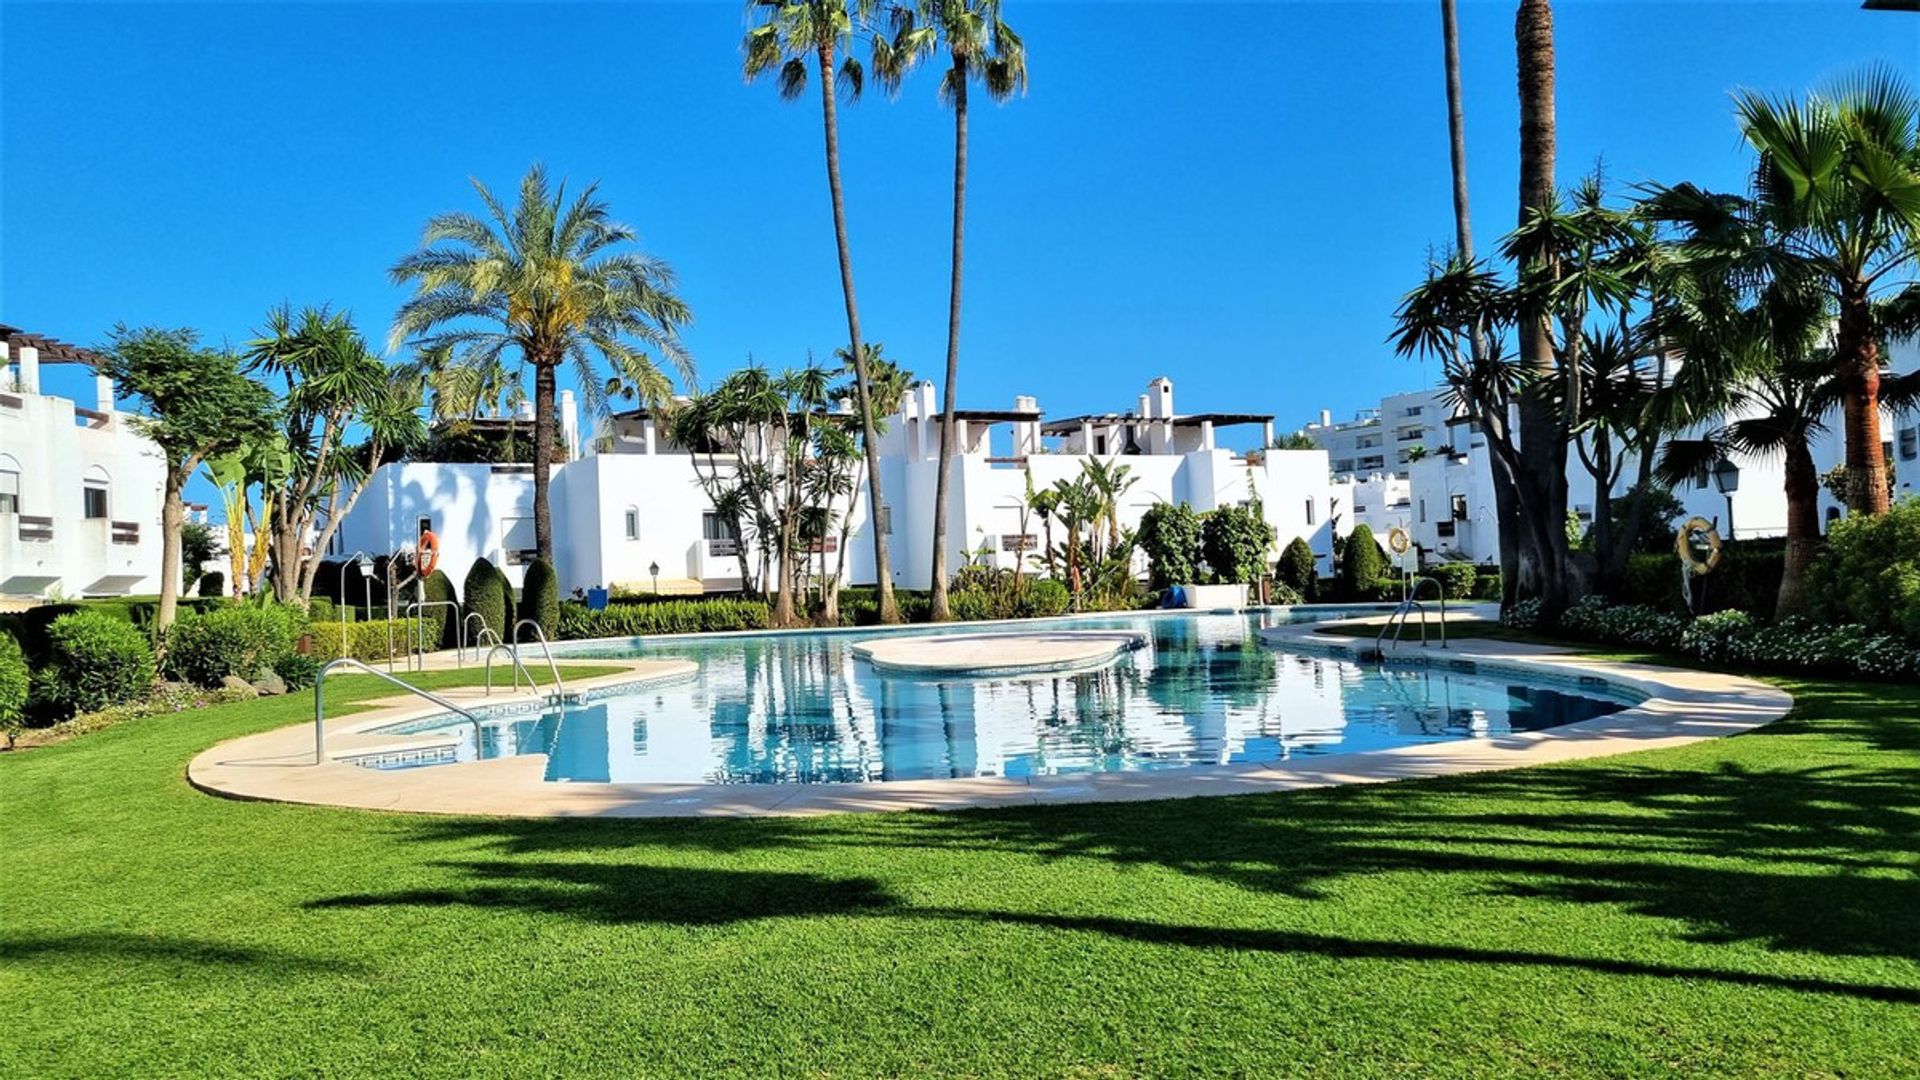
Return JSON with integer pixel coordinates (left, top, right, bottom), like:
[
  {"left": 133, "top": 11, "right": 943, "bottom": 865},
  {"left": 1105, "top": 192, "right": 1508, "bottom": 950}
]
[{"left": 358, "top": 612, "right": 1641, "bottom": 785}]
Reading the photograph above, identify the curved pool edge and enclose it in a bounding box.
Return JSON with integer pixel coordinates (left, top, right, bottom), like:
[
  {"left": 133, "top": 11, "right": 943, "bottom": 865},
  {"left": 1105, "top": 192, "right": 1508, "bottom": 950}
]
[
  {"left": 850, "top": 630, "right": 1147, "bottom": 678},
  {"left": 185, "top": 615, "right": 1794, "bottom": 819}
]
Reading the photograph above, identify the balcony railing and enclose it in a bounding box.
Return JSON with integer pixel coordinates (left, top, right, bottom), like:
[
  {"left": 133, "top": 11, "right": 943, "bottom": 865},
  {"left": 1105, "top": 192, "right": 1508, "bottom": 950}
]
[
  {"left": 18, "top": 515, "right": 53, "bottom": 542},
  {"left": 111, "top": 520, "right": 141, "bottom": 545}
]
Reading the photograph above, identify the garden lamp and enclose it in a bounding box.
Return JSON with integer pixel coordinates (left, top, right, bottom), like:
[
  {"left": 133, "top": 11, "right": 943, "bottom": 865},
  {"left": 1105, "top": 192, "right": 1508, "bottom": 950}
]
[
  {"left": 650, "top": 561, "right": 660, "bottom": 595},
  {"left": 1712, "top": 459, "right": 1740, "bottom": 540}
]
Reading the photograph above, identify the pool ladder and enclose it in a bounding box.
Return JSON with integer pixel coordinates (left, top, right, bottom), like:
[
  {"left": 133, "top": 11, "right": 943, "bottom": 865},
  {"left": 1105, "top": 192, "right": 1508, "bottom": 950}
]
[
  {"left": 312, "top": 658, "right": 484, "bottom": 766},
  {"left": 482, "top": 620, "right": 571, "bottom": 705},
  {"left": 1375, "top": 576, "right": 1448, "bottom": 654}
]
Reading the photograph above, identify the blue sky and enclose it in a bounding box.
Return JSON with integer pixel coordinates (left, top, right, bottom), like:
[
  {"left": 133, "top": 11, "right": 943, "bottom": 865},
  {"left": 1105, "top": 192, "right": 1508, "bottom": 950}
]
[{"left": 6, "top": 1, "right": 1916, "bottom": 483}]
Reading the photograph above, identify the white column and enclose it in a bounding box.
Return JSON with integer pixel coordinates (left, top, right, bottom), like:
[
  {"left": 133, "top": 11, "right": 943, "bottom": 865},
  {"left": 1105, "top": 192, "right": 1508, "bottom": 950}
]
[
  {"left": 17, "top": 345, "right": 39, "bottom": 395},
  {"left": 1262, "top": 420, "right": 1275, "bottom": 448},
  {"left": 643, "top": 418, "right": 657, "bottom": 455},
  {"left": 1200, "top": 420, "right": 1215, "bottom": 451},
  {"left": 1, "top": 341, "right": 12, "bottom": 390},
  {"left": 95, "top": 374, "right": 115, "bottom": 414},
  {"left": 1080, "top": 420, "right": 1093, "bottom": 453},
  {"left": 954, "top": 419, "right": 970, "bottom": 456}
]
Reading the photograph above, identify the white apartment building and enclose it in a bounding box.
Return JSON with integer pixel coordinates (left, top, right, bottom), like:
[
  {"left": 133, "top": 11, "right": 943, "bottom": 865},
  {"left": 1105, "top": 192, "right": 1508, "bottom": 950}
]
[
  {"left": 1, "top": 326, "right": 170, "bottom": 600},
  {"left": 332, "top": 377, "right": 1338, "bottom": 597},
  {"left": 1301, "top": 339, "right": 1920, "bottom": 566}
]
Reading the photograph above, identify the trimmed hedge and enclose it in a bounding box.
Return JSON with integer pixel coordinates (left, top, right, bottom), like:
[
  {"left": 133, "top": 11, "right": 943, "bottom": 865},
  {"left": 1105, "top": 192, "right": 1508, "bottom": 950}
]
[
  {"left": 1619, "top": 545, "right": 1784, "bottom": 621},
  {"left": 165, "top": 604, "right": 305, "bottom": 687},
  {"left": 420, "top": 569, "right": 459, "bottom": 650},
  {"left": 0, "top": 632, "right": 28, "bottom": 744},
  {"left": 34, "top": 611, "right": 155, "bottom": 717},
  {"left": 1551, "top": 596, "right": 1918, "bottom": 682},
  {"left": 308, "top": 619, "right": 424, "bottom": 662},
  {"left": 463, "top": 558, "right": 511, "bottom": 643},
  {"left": 1428, "top": 562, "right": 1476, "bottom": 600},
  {"left": 0, "top": 597, "right": 224, "bottom": 664},
  {"left": 520, "top": 558, "right": 561, "bottom": 639},
  {"left": 557, "top": 599, "right": 772, "bottom": 639}
]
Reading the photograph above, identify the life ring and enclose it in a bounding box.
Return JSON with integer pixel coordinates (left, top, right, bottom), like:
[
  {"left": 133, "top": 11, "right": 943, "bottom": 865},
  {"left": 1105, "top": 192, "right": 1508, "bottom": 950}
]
[
  {"left": 1674, "top": 517, "right": 1721, "bottom": 575},
  {"left": 416, "top": 529, "right": 442, "bottom": 577},
  {"left": 1386, "top": 527, "right": 1412, "bottom": 555}
]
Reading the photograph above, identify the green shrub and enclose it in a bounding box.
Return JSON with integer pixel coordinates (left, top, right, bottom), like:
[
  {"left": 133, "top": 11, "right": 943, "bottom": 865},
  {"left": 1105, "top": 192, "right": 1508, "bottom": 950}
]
[
  {"left": 308, "top": 619, "right": 420, "bottom": 662},
  {"left": 1428, "top": 562, "right": 1476, "bottom": 600},
  {"left": 1276, "top": 537, "right": 1317, "bottom": 599},
  {"left": 165, "top": 604, "right": 301, "bottom": 687},
  {"left": 1548, "top": 597, "right": 1917, "bottom": 682},
  {"left": 1016, "top": 578, "right": 1071, "bottom": 618},
  {"left": 307, "top": 597, "right": 337, "bottom": 622},
  {"left": 1340, "top": 525, "right": 1386, "bottom": 600},
  {"left": 420, "top": 569, "right": 459, "bottom": 649},
  {"left": 463, "top": 557, "right": 510, "bottom": 643},
  {"left": 1137, "top": 503, "right": 1202, "bottom": 588},
  {"left": 0, "top": 632, "right": 28, "bottom": 745},
  {"left": 1679, "top": 609, "right": 1756, "bottom": 663},
  {"left": 1472, "top": 573, "right": 1503, "bottom": 601},
  {"left": 1268, "top": 583, "right": 1304, "bottom": 607},
  {"left": 1808, "top": 498, "right": 1920, "bottom": 642},
  {"left": 1501, "top": 597, "right": 1545, "bottom": 631},
  {"left": 1201, "top": 503, "right": 1274, "bottom": 586},
  {"left": 520, "top": 558, "right": 561, "bottom": 639},
  {"left": 197, "top": 571, "right": 225, "bottom": 598},
  {"left": 949, "top": 588, "right": 994, "bottom": 622},
  {"left": 272, "top": 651, "right": 321, "bottom": 691},
  {"left": 556, "top": 598, "right": 773, "bottom": 639},
  {"left": 36, "top": 611, "right": 154, "bottom": 717},
  {"left": 1557, "top": 596, "right": 1688, "bottom": 652}
]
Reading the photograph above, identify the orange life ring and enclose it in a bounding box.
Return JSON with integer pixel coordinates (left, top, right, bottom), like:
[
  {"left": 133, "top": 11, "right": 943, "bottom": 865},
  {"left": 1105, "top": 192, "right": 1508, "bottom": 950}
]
[
  {"left": 416, "top": 529, "right": 441, "bottom": 577},
  {"left": 1674, "top": 516, "right": 1721, "bottom": 576}
]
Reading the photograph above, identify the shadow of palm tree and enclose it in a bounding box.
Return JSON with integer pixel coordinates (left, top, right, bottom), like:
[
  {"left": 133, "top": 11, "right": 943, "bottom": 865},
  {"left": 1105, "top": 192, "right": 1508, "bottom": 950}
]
[{"left": 0, "top": 932, "right": 366, "bottom": 975}]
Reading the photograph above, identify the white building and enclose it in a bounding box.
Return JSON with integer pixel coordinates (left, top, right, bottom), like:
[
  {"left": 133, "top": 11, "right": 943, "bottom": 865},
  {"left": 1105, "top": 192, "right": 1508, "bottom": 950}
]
[
  {"left": 1, "top": 326, "right": 169, "bottom": 599},
  {"left": 1299, "top": 339, "right": 1920, "bottom": 567},
  {"left": 331, "top": 376, "right": 1338, "bottom": 596}
]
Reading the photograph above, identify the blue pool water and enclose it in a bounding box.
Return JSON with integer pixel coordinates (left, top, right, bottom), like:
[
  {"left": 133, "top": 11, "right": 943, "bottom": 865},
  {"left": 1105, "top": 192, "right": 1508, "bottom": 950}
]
[{"left": 357, "top": 612, "right": 1640, "bottom": 784}]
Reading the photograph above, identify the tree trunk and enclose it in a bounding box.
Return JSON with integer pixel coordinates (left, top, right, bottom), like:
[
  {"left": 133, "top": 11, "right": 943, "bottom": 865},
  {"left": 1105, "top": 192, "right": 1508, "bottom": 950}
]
[
  {"left": 532, "top": 361, "right": 557, "bottom": 563},
  {"left": 156, "top": 474, "right": 187, "bottom": 646},
  {"left": 1441, "top": 0, "right": 1473, "bottom": 259},
  {"left": 816, "top": 42, "right": 901, "bottom": 624},
  {"left": 1777, "top": 431, "right": 1822, "bottom": 618},
  {"left": 1837, "top": 283, "right": 1890, "bottom": 515},
  {"left": 928, "top": 62, "right": 970, "bottom": 622},
  {"left": 1514, "top": 0, "right": 1571, "bottom": 616}
]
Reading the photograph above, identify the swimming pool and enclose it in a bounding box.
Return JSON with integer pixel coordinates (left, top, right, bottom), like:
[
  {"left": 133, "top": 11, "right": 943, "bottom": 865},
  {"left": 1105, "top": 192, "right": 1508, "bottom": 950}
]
[{"left": 353, "top": 612, "right": 1642, "bottom": 784}]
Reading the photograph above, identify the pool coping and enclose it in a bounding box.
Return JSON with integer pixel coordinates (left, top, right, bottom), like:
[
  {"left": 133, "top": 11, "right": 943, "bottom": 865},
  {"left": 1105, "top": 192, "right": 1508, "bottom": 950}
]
[{"left": 186, "top": 610, "right": 1793, "bottom": 819}]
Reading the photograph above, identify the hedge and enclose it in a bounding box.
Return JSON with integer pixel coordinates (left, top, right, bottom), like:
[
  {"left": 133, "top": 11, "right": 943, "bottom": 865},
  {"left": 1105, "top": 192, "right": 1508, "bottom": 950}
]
[
  {"left": 556, "top": 599, "right": 772, "bottom": 639},
  {"left": 1551, "top": 596, "right": 1918, "bottom": 682},
  {"left": 165, "top": 604, "right": 305, "bottom": 687},
  {"left": 1807, "top": 498, "right": 1920, "bottom": 642},
  {"left": 520, "top": 558, "right": 561, "bottom": 639},
  {"left": 0, "top": 597, "right": 224, "bottom": 664},
  {"left": 0, "top": 632, "right": 28, "bottom": 745},
  {"left": 1427, "top": 562, "right": 1477, "bottom": 600},
  {"left": 33, "top": 611, "right": 155, "bottom": 718},
  {"left": 420, "top": 569, "right": 459, "bottom": 650},
  {"left": 308, "top": 619, "right": 429, "bottom": 662}
]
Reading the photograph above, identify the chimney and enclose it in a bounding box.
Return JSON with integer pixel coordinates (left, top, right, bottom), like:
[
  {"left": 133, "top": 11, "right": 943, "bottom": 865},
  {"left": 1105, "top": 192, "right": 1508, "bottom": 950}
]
[
  {"left": 17, "top": 344, "right": 39, "bottom": 395},
  {"left": 515, "top": 399, "right": 534, "bottom": 422},
  {"left": 1137, "top": 393, "right": 1151, "bottom": 420},
  {"left": 559, "top": 389, "right": 578, "bottom": 461},
  {"left": 1319, "top": 409, "right": 1332, "bottom": 428},
  {"left": 95, "top": 374, "right": 115, "bottom": 414},
  {"left": 1152, "top": 377, "right": 1173, "bottom": 418}
]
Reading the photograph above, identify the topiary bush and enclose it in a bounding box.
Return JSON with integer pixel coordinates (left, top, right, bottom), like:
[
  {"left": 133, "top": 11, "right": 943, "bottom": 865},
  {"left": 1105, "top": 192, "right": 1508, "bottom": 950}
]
[
  {"left": 1201, "top": 503, "right": 1274, "bottom": 586},
  {"left": 35, "top": 611, "right": 154, "bottom": 717},
  {"left": 1137, "top": 503, "right": 1202, "bottom": 588},
  {"left": 165, "top": 604, "right": 300, "bottom": 687},
  {"left": 420, "top": 569, "right": 459, "bottom": 649},
  {"left": 1340, "top": 524, "right": 1386, "bottom": 600},
  {"left": 518, "top": 558, "right": 561, "bottom": 639},
  {"left": 1808, "top": 498, "right": 1920, "bottom": 642},
  {"left": 0, "top": 632, "right": 29, "bottom": 747},
  {"left": 197, "top": 571, "right": 225, "bottom": 598},
  {"left": 463, "top": 557, "right": 510, "bottom": 643},
  {"left": 1276, "top": 537, "right": 1317, "bottom": 599}
]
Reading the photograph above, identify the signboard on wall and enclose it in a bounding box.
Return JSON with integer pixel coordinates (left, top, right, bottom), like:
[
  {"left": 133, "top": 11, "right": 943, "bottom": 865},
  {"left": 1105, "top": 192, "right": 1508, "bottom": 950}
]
[{"left": 1000, "top": 534, "right": 1038, "bottom": 551}]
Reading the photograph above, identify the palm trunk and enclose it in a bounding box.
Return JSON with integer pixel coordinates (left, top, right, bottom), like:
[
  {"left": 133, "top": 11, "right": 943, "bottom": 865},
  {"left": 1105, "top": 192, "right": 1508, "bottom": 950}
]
[
  {"left": 817, "top": 42, "right": 901, "bottom": 623},
  {"left": 532, "top": 362, "right": 557, "bottom": 563},
  {"left": 928, "top": 62, "right": 970, "bottom": 622},
  {"left": 1837, "top": 283, "right": 1890, "bottom": 515},
  {"left": 1441, "top": 0, "right": 1473, "bottom": 259},
  {"left": 1777, "top": 431, "right": 1821, "bottom": 617},
  {"left": 1514, "top": 0, "right": 1571, "bottom": 615}
]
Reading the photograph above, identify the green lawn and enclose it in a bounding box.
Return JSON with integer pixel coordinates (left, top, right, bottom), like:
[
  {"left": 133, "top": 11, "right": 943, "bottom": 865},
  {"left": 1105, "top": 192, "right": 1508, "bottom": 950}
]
[{"left": 3, "top": 659, "right": 1917, "bottom": 1077}]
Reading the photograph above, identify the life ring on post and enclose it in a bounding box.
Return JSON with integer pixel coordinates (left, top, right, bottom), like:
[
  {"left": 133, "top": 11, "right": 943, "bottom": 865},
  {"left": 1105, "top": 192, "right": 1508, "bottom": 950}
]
[
  {"left": 1386, "top": 527, "right": 1412, "bottom": 555},
  {"left": 416, "top": 529, "right": 442, "bottom": 578},
  {"left": 1674, "top": 516, "right": 1722, "bottom": 576}
]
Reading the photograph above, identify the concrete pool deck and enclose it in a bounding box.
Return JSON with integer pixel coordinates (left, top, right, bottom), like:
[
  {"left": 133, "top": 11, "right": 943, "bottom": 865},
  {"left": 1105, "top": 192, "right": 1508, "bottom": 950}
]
[
  {"left": 188, "top": 614, "right": 1794, "bottom": 819},
  {"left": 850, "top": 630, "right": 1146, "bottom": 677}
]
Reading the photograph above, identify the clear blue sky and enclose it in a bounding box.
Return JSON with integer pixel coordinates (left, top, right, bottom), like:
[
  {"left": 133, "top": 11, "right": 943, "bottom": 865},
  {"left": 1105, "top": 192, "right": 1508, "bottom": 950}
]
[{"left": 6, "top": 1, "right": 1916, "bottom": 477}]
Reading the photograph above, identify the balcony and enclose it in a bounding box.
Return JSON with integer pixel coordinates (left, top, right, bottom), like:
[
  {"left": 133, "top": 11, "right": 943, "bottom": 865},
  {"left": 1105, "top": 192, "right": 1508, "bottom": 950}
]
[
  {"left": 18, "top": 515, "right": 53, "bottom": 542},
  {"left": 111, "top": 520, "right": 140, "bottom": 545}
]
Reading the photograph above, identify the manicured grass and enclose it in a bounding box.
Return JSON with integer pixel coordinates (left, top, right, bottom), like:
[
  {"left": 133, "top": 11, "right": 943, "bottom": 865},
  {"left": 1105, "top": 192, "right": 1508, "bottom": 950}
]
[{"left": 3, "top": 660, "right": 1917, "bottom": 1077}]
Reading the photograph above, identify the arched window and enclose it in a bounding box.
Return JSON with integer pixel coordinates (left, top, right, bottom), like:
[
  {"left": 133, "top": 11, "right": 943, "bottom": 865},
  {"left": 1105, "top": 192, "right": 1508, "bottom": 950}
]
[
  {"left": 83, "top": 465, "right": 110, "bottom": 520},
  {"left": 623, "top": 506, "right": 640, "bottom": 540},
  {"left": 0, "top": 453, "right": 20, "bottom": 514}
]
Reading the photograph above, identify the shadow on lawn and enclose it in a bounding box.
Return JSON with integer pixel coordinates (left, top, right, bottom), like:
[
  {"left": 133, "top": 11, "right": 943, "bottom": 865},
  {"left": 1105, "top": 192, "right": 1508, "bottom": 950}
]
[
  {"left": 0, "top": 932, "right": 365, "bottom": 975},
  {"left": 305, "top": 681, "right": 1920, "bottom": 1000}
]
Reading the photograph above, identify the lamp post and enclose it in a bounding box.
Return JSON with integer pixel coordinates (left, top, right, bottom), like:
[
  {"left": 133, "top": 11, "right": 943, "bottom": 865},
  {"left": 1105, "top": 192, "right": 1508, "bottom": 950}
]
[
  {"left": 1712, "top": 459, "right": 1741, "bottom": 541},
  {"left": 337, "top": 552, "right": 373, "bottom": 658},
  {"left": 649, "top": 561, "right": 660, "bottom": 596}
]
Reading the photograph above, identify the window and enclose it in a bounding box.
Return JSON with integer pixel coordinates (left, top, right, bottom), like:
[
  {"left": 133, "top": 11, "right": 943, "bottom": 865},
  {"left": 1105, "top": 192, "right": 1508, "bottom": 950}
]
[
  {"left": 1419, "top": 498, "right": 1427, "bottom": 524},
  {"left": 1093, "top": 434, "right": 1107, "bottom": 456},
  {"left": 1451, "top": 494, "right": 1468, "bottom": 520},
  {"left": 0, "top": 454, "right": 18, "bottom": 514},
  {"left": 875, "top": 504, "right": 893, "bottom": 536},
  {"left": 82, "top": 467, "right": 110, "bottom": 520},
  {"left": 624, "top": 507, "right": 640, "bottom": 540},
  {"left": 417, "top": 516, "right": 432, "bottom": 538},
  {"left": 1900, "top": 427, "right": 1917, "bottom": 462},
  {"left": 702, "top": 512, "right": 740, "bottom": 541},
  {"left": 1304, "top": 498, "right": 1315, "bottom": 525}
]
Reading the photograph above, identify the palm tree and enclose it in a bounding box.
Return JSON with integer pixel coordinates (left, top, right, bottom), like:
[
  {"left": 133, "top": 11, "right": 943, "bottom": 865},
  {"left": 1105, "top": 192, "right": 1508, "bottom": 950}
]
[
  {"left": 1652, "top": 70, "right": 1920, "bottom": 515},
  {"left": 390, "top": 164, "right": 692, "bottom": 564},
  {"left": 880, "top": 0, "right": 1027, "bottom": 620},
  {"left": 745, "top": 0, "right": 904, "bottom": 624}
]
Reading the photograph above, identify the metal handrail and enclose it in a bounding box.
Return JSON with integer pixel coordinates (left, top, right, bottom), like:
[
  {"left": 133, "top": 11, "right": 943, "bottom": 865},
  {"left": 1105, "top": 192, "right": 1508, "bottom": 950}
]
[
  {"left": 483, "top": 643, "right": 539, "bottom": 697},
  {"left": 512, "top": 620, "right": 566, "bottom": 701},
  {"left": 462, "top": 613, "right": 499, "bottom": 662},
  {"left": 312, "top": 657, "right": 482, "bottom": 765},
  {"left": 1375, "top": 576, "right": 1448, "bottom": 653},
  {"left": 406, "top": 601, "right": 465, "bottom": 668}
]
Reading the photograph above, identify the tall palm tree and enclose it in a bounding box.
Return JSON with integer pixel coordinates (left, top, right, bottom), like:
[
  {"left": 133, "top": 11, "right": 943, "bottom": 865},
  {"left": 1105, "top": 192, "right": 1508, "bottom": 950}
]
[
  {"left": 1512, "top": 0, "right": 1570, "bottom": 614},
  {"left": 745, "top": 0, "right": 904, "bottom": 624},
  {"left": 1710, "top": 69, "right": 1919, "bottom": 514},
  {"left": 390, "top": 165, "right": 693, "bottom": 564},
  {"left": 881, "top": 0, "right": 1027, "bottom": 620}
]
